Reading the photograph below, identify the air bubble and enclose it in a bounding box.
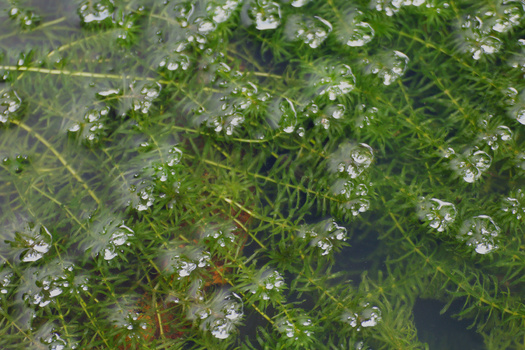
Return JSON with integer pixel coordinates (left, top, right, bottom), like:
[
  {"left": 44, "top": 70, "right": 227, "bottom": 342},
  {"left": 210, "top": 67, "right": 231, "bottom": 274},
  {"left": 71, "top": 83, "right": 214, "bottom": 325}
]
[
  {"left": 277, "top": 98, "right": 297, "bottom": 133},
  {"left": 502, "top": 189, "right": 525, "bottom": 221},
  {"left": 418, "top": 198, "right": 457, "bottom": 232},
  {"left": 13, "top": 224, "right": 53, "bottom": 263},
  {"left": 285, "top": 15, "right": 332, "bottom": 49},
  {"left": 130, "top": 81, "right": 162, "bottom": 114},
  {"left": 316, "top": 64, "right": 356, "bottom": 100},
  {"left": 365, "top": 50, "right": 409, "bottom": 85},
  {"left": 298, "top": 219, "right": 347, "bottom": 256},
  {"left": 207, "top": 0, "right": 241, "bottom": 23},
  {"left": 458, "top": 15, "right": 502, "bottom": 60},
  {"left": 335, "top": 10, "right": 374, "bottom": 47},
  {"left": 159, "top": 53, "right": 191, "bottom": 71},
  {"left": 355, "top": 105, "right": 377, "bottom": 128},
  {"left": 189, "top": 290, "right": 244, "bottom": 339},
  {"left": 458, "top": 215, "right": 500, "bottom": 254},
  {"left": 78, "top": 1, "right": 113, "bottom": 25},
  {"left": 245, "top": 0, "right": 282, "bottom": 30},
  {"left": 291, "top": 0, "right": 310, "bottom": 7},
  {"left": 480, "top": 125, "right": 512, "bottom": 150},
  {"left": 0, "top": 89, "right": 22, "bottom": 124},
  {"left": 342, "top": 303, "right": 382, "bottom": 331},
  {"left": 451, "top": 149, "right": 492, "bottom": 183},
  {"left": 330, "top": 143, "right": 374, "bottom": 179}
]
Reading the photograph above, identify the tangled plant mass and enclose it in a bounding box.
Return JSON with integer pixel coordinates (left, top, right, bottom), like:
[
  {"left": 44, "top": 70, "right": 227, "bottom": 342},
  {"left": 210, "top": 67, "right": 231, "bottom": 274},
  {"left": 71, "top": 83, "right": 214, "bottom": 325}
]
[{"left": 1, "top": 0, "right": 525, "bottom": 349}]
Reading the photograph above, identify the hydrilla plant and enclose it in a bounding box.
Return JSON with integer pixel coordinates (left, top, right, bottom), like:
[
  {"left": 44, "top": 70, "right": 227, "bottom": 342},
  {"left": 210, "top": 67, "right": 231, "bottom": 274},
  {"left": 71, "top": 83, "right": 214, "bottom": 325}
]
[{"left": 1, "top": 0, "right": 525, "bottom": 349}]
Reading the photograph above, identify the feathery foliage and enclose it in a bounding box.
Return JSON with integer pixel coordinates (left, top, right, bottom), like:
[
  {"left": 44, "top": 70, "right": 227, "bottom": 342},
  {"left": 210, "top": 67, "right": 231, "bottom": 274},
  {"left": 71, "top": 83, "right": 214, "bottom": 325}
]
[{"left": 1, "top": 0, "right": 525, "bottom": 349}]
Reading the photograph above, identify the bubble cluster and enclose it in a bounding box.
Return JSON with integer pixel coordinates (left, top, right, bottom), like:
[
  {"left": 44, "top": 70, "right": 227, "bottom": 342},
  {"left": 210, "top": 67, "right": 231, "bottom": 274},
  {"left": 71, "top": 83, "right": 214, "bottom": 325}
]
[
  {"left": 160, "top": 247, "right": 210, "bottom": 279},
  {"left": 267, "top": 97, "right": 298, "bottom": 134},
  {"left": 480, "top": 125, "right": 512, "bottom": 150},
  {"left": 9, "top": 223, "right": 53, "bottom": 263},
  {"left": 8, "top": 6, "right": 41, "bottom": 30},
  {"left": 17, "top": 262, "right": 74, "bottom": 309},
  {"left": 458, "top": 215, "right": 500, "bottom": 254},
  {"left": 304, "top": 103, "right": 345, "bottom": 130},
  {"left": 342, "top": 303, "right": 382, "bottom": 331},
  {"left": 329, "top": 142, "right": 374, "bottom": 179},
  {"left": 355, "top": 105, "right": 378, "bottom": 128},
  {"left": 0, "top": 269, "right": 13, "bottom": 295},
  {"left": 195, "top": 80, "right": 270, "bottom": 136},
  {"left": 68, "top": 106, "right": 109, "bottom": 146},
  {"left": 1, "top": 153, "right": 30, "bottom": 174},
  {"left": 203, "top": 225, "right": 236, "bottom": 251},
  {"left": 502, "top": 189, "right": 525, "bottom": 221},
  {"left": 0, "top": 89, "right": 22, "bottom": 124},
  {"left": 418, "top": 198, "right": 457, "bottom": 232},
  {"left": 315, "top": 64, "right": 356, "bottom": 100},
  {"left": 285, "top": 15, "right": 332, "bottom": 49},
  {"left": 298, "top": 219, "right": 348, "bottom": 256},
  {"left": 244, "top": 0, "right": 282, "bottom": 31},
  {"left": 364, "top": 50, "right": 409, "bottom": 85},
  {"left": 83, "top": 218, "right": 134, "bottom": 261},
  {"left": 131, "top": 81, "right": 162, "bottom": 114},
  {"left": 276, "top": 312, "right": 313, "bottom": 340},
  {"left": 450, "top": 148, "right": 492, "bottom": 183},
  {"left": 242, "top": 269, "right": 285, "bottom": 303},
  {"left": 207, "top": 0, "right": 241, "bottom": 23},
  {"left": 189, "top": 290, "right": 244, "bottom": 339},
  {"left": 107, "top": 297, "right": 148, "bottom": 335},
  {"left": 335, "top": 10, "right": 374, "bottom": 47},
  {"left": 479, "top": 1, "right": 523, "bottom": 33},
  {"left": 331, "top": 179, "right": 370, "bottom": 217},
  {"left": 78, "top": 1, "right": 113, "bottom": 25},
  {"left": 458, "top": 15, "right": 502, "bottom": 60},
  {"left": 370, "top": 0, "right": 428, "bottom": 16}
]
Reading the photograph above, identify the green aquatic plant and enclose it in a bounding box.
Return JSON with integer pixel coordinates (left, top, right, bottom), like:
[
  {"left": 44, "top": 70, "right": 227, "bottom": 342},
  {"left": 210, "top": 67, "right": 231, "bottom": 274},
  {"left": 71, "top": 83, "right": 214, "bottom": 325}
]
[{"left": 1, "top": 0, "right": 525, "bottom": 349}]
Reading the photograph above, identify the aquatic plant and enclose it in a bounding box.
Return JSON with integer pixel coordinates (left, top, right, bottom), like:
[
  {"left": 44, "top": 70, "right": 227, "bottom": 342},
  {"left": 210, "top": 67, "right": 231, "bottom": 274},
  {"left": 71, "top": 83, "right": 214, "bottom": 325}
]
[{"left": 1, "top": 0, "right": 525, "bottom": 349}]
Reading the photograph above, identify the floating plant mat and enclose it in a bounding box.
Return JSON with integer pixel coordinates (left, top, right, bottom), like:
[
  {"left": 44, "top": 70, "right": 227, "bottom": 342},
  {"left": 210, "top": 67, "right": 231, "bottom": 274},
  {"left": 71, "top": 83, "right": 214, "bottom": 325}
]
[{"left": 1, "top": 0, "right": 525, "bottom": 349}]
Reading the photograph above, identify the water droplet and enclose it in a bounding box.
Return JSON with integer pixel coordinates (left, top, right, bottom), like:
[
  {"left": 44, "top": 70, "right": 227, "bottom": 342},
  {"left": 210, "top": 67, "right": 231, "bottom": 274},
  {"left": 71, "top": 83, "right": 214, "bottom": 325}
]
[
  {"left": 502, "top": 189, "right": 525, "bottom": 221},
  {"left": 9, "top": 8, "right": 41, "bottom": 30},
  {"left": 459, "top": 15, "right": 502, "bottom": 60},
  {"left": 313, "top": 104, "right": 345, "bottom": 129},
  {"left": 502, "top": 86, "right": 518, "bottom": 105},
  {"left": 481, "top": 125, "right": 512, "bottom": 150},
  {"left": 129, "top": 81, "right": 162, "bottom": 114},
  {"left": 207, "top": 0, "right": 241, "bottom": 23},
  {"left": 291, "top": 0, "right": 310, "bottom": 7},
  {"left": 159, "top": 247, "right": 210, "bottom": 278},
  {"left": 330, "top": 143, "right": 374, "bottom": 179},
  {"left": 298, "top": 219, "right": 347, "bottom": 256},
  {"left": 342, "top": 303, "right": 382, "bottom": 331},
  {"left": 355, "top": 105, "right": 378, "bottom": 128},
  {"left": 285, "top": 15, "right": 332, "bottom": 49},
  {"left": 418, "top": 198, "right": 457, "bottom": 232},
  {"left": 316, "top": 64, "right": 356, "bottom": 100},
  {"left": 244, "top": 0, "right": 282, "bottom": 30},
  {"left": 78, "top": 1, "right": 113, "bottom": 25},
  {"left": 203, "top": 226, "right": 236, "bottom": 249},
  {"left": 275, "top": 98, "right": 297, "bottom": 133},
  {"left": 276, "top": 312, "right": 314, "bottom": 339},
  {"left": 451, "top": 149, "right": 492, "bottom": 183},
  {"left": 365, "top": 51, "right": 409, "bottom": 85},
  {"left": 482, "top": 2, "right": 523, "bottom": 33},
  {"left": 189, "top": 290, "right": 244, "bottom": 339},
  {"left": 458, "top": 215, "right": 500, "bottom": 254},
  {"left": 0, "top": 89, "right": 22, "bottom": 124},
  {"left": 159, "top": 53, "right": 191, "bottom": 71},
  {"left": 335, "top": 10, "right": 375, "bottom": 47}
]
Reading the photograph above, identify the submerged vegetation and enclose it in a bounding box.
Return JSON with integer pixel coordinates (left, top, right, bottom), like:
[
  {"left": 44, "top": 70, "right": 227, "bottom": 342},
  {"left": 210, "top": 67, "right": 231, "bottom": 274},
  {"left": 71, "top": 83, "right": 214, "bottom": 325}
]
[{"left": 1, "top": 0, "right": 525, "bottom": 348}]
